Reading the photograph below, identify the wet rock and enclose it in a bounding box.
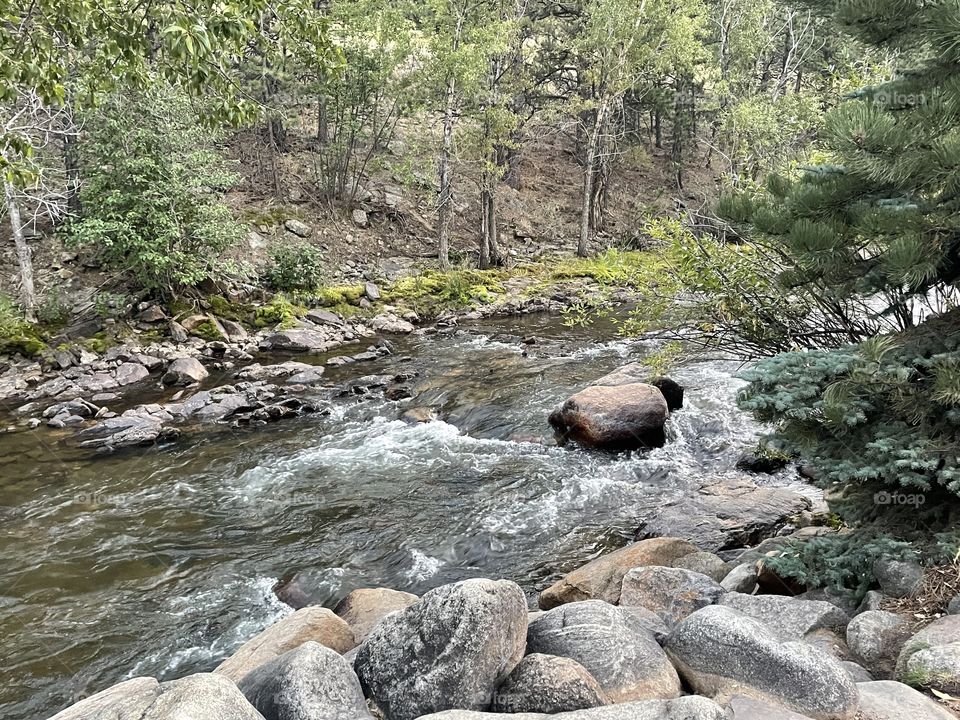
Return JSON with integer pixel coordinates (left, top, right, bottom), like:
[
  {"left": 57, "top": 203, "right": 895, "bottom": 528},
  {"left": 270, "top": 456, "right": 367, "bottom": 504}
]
[
  {"left": 215, "top": 607, "right": 355, "bottom": 682},
  {"left": 115, "top": 362, "right": 150, "bottom": 386},
  {"left": 736, "top": 451, "right": 789, "bottom": 474},
  {"left": 539, "top": 537, "right": 700, "bottom": 609},
  {"left": 720, "top": 562, "right": 759, "bottom": 594},
  {"left": 49, "top": 673, "right": 265, "bottom": 720},
  {"left": 669, "top": 551, "right": 729, "bottom": 583},
  {"left": 649, "top": 377, "right": 684, "bottom": 411},
  {"left": 414, "top": 696, "right": 727, "bottom": 720},
  {"left": 548, "top": 382, "right": 668, "bottom": 451},
  {"left": 237, "top": 641, "right": 372, "bottom": 720},
  {"left": 492, "top": 653, "right": 608, "bottom": 713},
  {"left": 74, "top": 415, "right": 179, "bottom": 450},
  {"left": 236, "top": 362, "right": 314, "bottom": 381},
  {"left": 43, "top": 398, "right": 99, "bottom": 419},
  {"left": 665, "top": 605, "right": 859, "bottom": 720},
  {"left": 354, "top": 578, "right": 527, "bottom": 720},
  {"left": 261, "top": 328, "right": 338, "bottom": 353},
  {"left": 333, "top": 587, "right": 419, "bottom": 643},
  {"left": 846, "top": 610, "right": 911, "bottom": 676},
  {"left": 634, "top": 478, "right": 811, "bottom": 552},
  {"left": 370, "top": 313, "right": 415, "bottom": 334},
  {"left": 873, "top": 558, "right": 923, "bottom": 598},
  {"left": 284, "top": 219, "right": 312, "bottom": 237},
  {"left": 285, "top": 367, "right": 326, "bottom": 385},
  {"left": 857, "top": 680, "right": 956, "bottom": 720},
  {"left": 401, "top": 407, "right": 434, "bottom": 424},
  {"left": 719, "top": 592, "right": 850, "bottom": 641},
  {"left": 162, "top": 357, "right": 208, "bottom": 386},
  {"left": 619, "top": 566, "right": 726, "bottom": 627},
  {"left": 526, "top": 600, "right": 681, "bottom": 702},
  {"left": 306, "top": 308, "right": 344, "bottom": 327}
]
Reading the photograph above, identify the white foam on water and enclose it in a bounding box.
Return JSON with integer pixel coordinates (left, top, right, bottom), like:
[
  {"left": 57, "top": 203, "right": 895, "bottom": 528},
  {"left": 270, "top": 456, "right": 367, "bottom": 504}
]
[{"left": 405, "top": 548, "right": 443, "bottom": 581}]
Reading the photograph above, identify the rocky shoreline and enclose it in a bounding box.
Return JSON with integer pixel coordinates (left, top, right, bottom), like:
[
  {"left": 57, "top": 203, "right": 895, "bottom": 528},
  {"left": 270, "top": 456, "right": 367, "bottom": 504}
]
[{"left": 48, "top": 532, "right": 960, "bottom": 720}]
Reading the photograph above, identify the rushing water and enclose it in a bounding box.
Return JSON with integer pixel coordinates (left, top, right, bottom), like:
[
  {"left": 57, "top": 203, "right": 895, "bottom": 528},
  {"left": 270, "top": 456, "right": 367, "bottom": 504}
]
[{"left": 0, "top": 313, "right": 808, "bottom": 720}]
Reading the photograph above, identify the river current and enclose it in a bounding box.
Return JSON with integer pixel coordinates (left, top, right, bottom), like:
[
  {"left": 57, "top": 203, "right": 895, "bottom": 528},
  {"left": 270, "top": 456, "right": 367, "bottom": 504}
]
[{"left": 0, "top": 312, "right": 805, "bottom": 720}]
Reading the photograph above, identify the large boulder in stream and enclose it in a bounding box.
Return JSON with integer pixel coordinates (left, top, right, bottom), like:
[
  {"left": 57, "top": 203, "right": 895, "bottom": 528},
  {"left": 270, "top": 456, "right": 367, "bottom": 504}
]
[
  {"left": 48, "top": 673, "right": 265, "bottom": 720},
  {"left": 354, "top": 578, "right": 527, "bottom": 720},
  {"left": 549, "top": 382, "right": 669, "bottom": 452}
]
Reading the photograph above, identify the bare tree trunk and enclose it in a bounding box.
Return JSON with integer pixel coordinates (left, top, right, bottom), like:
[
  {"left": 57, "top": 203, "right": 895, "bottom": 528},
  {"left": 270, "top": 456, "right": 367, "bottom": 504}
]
[
  {"left": 437, "top": 75, "right": 456, "bottom": 270},
  {"left": 479, "top": 187, "right": 491, "bottom": 269},
  {"left": 578, "top": 103, "right": 608, "bottom": 257},
  {"left": 317, "top": 95, "right": 328, "bottom": 143},
  {"left": 4, "top": 181, "right": 35, "bottom": 320}
]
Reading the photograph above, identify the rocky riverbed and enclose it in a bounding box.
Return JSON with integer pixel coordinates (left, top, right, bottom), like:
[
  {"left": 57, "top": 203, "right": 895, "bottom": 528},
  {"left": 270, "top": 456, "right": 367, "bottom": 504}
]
[{"left": 5, "top": 306, "right": 947, "bottom": 720}]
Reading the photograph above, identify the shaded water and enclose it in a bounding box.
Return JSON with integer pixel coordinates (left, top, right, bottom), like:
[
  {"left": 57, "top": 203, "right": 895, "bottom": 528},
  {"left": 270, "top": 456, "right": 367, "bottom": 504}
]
[{"left": 0, "top": 313, "right": 806, "bottom": 719}]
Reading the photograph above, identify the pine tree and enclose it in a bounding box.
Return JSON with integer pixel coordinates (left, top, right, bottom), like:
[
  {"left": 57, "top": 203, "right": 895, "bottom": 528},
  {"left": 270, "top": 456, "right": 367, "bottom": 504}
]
[{"left": 724, "top": 0, "right": 960, "bottom": 524}]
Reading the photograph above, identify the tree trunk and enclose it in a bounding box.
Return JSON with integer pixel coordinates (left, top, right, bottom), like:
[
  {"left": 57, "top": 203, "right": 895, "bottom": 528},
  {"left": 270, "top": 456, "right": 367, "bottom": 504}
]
[
  {"left": 437, "top": 75, "right": 455, "bottom": 270},
  {"left": 5, "top": 181, "right": 35, "bottom": 320},
  {"left": 64, "top": 133, "right": 81, "bottom": 217},
  {"left": 578, "top": 127, "right": 599, "bottom": 257}
]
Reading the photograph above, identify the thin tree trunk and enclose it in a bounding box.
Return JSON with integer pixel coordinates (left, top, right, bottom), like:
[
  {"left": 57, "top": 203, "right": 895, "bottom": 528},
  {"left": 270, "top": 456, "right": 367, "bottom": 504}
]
[
  {"left": 578, "top": 104, "right": 607, "bottom": 257},
  {"left": 437, "top": 76, "right": 455, "bottom": 270},
  {"left": 5, "top": 181, "right": 35, "bottom": 320}
]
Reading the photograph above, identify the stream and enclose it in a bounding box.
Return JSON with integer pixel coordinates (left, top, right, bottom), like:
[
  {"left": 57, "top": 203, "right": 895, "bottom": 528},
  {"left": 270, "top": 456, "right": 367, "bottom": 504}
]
[{"left": 0, "top": 312, "right": 807, "bottom": 720}]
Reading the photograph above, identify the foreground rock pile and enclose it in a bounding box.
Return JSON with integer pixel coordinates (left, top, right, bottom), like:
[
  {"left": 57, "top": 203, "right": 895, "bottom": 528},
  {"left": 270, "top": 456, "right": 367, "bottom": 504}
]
[{"left": 48, "top": 538, "right": 960, "bottom": 720}]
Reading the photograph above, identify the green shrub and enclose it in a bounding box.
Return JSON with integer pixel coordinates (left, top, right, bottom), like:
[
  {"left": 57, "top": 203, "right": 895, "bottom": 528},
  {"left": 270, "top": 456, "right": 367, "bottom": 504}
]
[
  {"left": 264, "top": 242, "right": 326, "bottom": 292},
  {"left": 69, "top": 86, "right": 245, "bottom": 295},
  {"left": 253, "top": 295, "right": 306, "bottom": 328},
  {"left": 0, "top": 294, "right": 46, "bottom": 356}
]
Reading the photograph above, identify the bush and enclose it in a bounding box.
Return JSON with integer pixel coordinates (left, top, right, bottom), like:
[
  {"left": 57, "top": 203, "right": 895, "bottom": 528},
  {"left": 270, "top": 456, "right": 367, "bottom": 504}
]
[
  {"left": 264, "top": 242, "right": 326, "bottom": 292},
  {"left": 69, "top": 86, "right": 245, "bottom": 295},
  {"left": 0, "top": 294, "right": 45, "bottom": 356}
]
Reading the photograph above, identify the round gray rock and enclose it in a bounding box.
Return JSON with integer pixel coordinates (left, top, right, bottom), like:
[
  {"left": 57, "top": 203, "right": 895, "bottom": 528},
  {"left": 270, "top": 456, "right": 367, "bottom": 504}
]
[
  {"left": 671, "top": 551, "right": 730, "bottom": 583},
  {"left": 526, "top": 600, "right": 680, "bottom": 702},
  {"left": 619, "top": 566, "right": 725, "bottom": 626},
  {"left": 354, "top": 578, "right": 527, "bottom": 720},
  {"left": 664, "top": 605, "right": 859, "bottom": 720},
  {"left": 857, "top": 680, "right": 956, "bottom": 720},
  {"left": 846, "top": 610, "right": 911, "bottom": 676},
  {"left": 492, "top": 653, "right": 607, "bottom": 713},
  {"left": 718, "top": 592, "right": 849, "bottom": 641},
  {"left": 720, "top": 562, "right": 759, "bottom": 594},
  {"left": 237, "top": 641, "right": 371, "bottom": 720},
  {"left": 873, "top": 558, "right": 923, "bottom": 599},
  {"left": 897, "top": 614, "right": 960, "bottom": 693}
]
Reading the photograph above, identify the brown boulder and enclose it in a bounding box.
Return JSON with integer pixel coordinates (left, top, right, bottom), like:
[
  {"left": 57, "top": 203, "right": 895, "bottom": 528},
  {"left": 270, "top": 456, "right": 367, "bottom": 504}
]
[
  {"left": 549, "top": 382, "right": 668, "bottom": 451},
  {"left": 334, "top": 587, "right": 419, "bottom": 642},
  {"left": 214, "top": 606, "right": 355, "bottom": 681},
  {"left": 538, "top": 537, "right": 700, "bottom": 610}
]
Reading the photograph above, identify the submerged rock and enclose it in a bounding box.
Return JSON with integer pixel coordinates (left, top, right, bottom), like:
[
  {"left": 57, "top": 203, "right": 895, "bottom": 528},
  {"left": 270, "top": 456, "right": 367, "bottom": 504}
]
[
  {"left": 526, "top": 600, "right": 681, "bottom": 702},
  {"left": 354, "top": 578, "right": 527, "bottom": 720}
]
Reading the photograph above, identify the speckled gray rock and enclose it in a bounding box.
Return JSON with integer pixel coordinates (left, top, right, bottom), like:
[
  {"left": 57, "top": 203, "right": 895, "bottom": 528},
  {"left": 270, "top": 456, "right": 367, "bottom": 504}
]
[
  {"left": 664, "top": 605, "right": 859, "bottom": 720},
  {"left": 727, "top": 694, "right": 816, "bottom": 719},
  {"left": 857, "top": 680, "right": 956, "bottom": 720},
  {"left": 215, "top": 607, "right": 356, "bottom": 682},
  {"left": 671, "top": 551, "right": 729, "bottom": 583},
  {"left": 491, "top": 653, "right": 607, "bottom": 713},
  {"left": 872, "top": 558, "right": 923, "bottom": 598},
  {"left": 897, "top": 614, "right": 960, "bottom": 692},
  {"left": 856, "top": 591, "right": 888, "bottom": 614},
  {"left": 846, "top": 610, "right": 911, "bottom": 676},
  {"left": 720, "top": 562, "right": 759, "bottom": 594},
  {"left": 334, "top": 587, "right": 419, "bottom": 643},
  {"left": 414, "top": 696, "right": 728, "bottom": 720},
  {"left": 619, "top": 566, "right": 725, "bottom": 626},
  {"left": 839, "top": 661, "right": 873, "bottom": 683},
  {"left": 49, "top": 673, "right": 267, "bottom": 720},
  {"left": 237, "top": 641, "right": 372, "bottom": 720},
  {"left": 718, "top": 592, "right": 849, "bottom": 641},
  {"left": 354, "top": 578, "right": 527, "bottom": 720},
  {"left": 526, "top": 600, "right": 680, "bottom": 702}
]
